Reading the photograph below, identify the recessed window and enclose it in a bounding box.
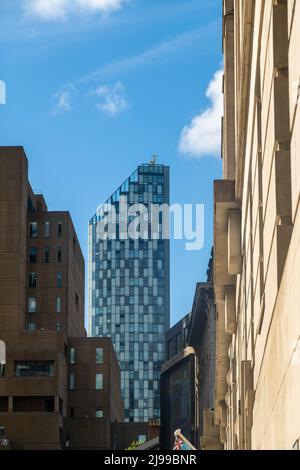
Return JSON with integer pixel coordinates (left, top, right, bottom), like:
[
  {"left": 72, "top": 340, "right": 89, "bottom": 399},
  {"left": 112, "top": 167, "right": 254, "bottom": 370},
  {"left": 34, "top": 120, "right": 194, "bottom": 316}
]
[
  {"left": 69, "top": 374, "right": 75, "bottom": 390},
  {"left": 57, "top": 222, "right": 62, "bottom": 238},
  {"left": 69, "top": 348, "right": 75, "bottom": 364},
  {"left": 29, "top": 222, "right": 37, "bottom": 238},
  {"left": 96, "top": 348, "right": 103, "bottom": 364},
  {"left": 95, "top": 373, "right": 103, "bottom": 390},
  {"left": 28, "top": 297, "right": 36, "bottom": 313},
  {"left": 57, "top": 272, "right": 62, "bottom": 288},
  {"left": 56, "top": 297, "right": 61, "bottom": 313},
  {"left": 15, "top": 361, "right": 54, "bottom": 377},
  {"left": 44, "top": 247, "right": 50, "bottom": 263},
  {"left": 57, "top": 247, "right": 62, "bottom": 263},
  {"left": 29, "top": 272, "right": 37, "bottom": 288},
  {"left": 75, "top": 292, "right": 79, "bottom": 308},
  {"left": 29, "top": 247, "right": 37, "bottom": 264},
  {"left": 95, "top": 407, "right": 104, "bottom": 418},
  {"left": 45, "top": 222, "right": 50, "bottom": 237},
  {"left": 26, "top": 321, "right": 36, "bottom": 331}
]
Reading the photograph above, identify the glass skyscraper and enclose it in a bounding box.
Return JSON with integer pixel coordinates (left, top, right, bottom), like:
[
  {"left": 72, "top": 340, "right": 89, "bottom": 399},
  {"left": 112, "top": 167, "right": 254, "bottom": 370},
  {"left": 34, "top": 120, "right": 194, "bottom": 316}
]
[{"left": 88, "top": 162, "right": 170, "bottom": 422}]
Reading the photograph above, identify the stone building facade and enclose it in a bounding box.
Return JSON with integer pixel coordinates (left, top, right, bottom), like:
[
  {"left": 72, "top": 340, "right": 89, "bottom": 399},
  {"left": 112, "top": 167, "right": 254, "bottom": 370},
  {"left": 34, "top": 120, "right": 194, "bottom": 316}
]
[{"left": 214, "top": 0, "right": 300, "bottom": 449}]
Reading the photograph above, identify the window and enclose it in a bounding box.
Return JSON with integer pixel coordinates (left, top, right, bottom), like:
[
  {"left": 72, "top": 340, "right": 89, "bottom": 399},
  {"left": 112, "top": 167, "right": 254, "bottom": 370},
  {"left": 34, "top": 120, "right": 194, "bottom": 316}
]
[
  {"left": 176, "top": 333, "right": 183, "bottom": 354},
  {"left": 96, "top": 348, "right": 103, "bottom": 364},
  {"left": 29, "top": 222, "right": 37, "bottom": 238},
  {"left": 44, "top": 247, "right": 50, "bottom": 263},
  {"left": 29, "top": 247, "right": 37, "bottom": 263},
  {"left": 57, "top": 272, "right": 62, "bottom": 288},
  {"left": 45, "top": 222, "right": 50, "bottom": 237},
  {"left": 95, "top": 373, "right": 103, "bottom": 390},
  {"left": 56, "top": 322, "right": 62, "bottom": 331},
  {"left": 29, "top": 272, "right": 37, "bottom": 288},
  {"left": 57, "top": 247, "right": 62, "bottom": 263},
  {"left": 69, "top": 374, "right": 75, "bottom": 390},
  {"left": 15, "top": 361, "right": 54, "bottom": 377},
  {"left": 95, "top": 407, "right": 104, "bottom": 418},
  {"left": 56, "top": 297, "right": 61, "bottom": 313},
  {"left": 69, "top": 348, "right": 75, "bottom": 364},
  {"left": 27, "top": 321, "right": 36, "bottom": 331},
  {"left": 75, "top": 292, "right": 79, "bottom": 308},
  {"left": 73, "top": 236, "right": 76, "bottom": 252},
  {"left": 57, "top": 222, "right": 62, "bottom": 238},
  {"left": 28, "top": 297, "right": 36, "bottom": 313}
]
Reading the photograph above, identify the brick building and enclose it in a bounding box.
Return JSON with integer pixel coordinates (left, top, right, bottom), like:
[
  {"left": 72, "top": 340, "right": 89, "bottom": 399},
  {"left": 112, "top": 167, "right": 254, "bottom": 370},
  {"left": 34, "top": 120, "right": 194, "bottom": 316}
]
[{"left": 0, "top": 147, "right": 124, "bottom": 449}]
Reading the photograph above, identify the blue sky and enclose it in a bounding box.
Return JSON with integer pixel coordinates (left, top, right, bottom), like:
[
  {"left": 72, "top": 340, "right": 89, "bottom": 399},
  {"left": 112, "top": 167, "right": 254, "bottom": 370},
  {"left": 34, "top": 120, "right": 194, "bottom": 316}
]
[{"left": 0, "top": 0, "right": 223, "bottom": 326}]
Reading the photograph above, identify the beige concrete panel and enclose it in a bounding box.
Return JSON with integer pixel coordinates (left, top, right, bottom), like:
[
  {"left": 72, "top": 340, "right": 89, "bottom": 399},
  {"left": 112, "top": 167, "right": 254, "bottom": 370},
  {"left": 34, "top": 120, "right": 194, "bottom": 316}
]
[
  {"left": 291, "top": 104, "right": 300, "bottom": 221},
  {"left": 262, "top": 159, "right": 276, "bottom": 266},
  {"left": 260, "top": 1, "right": 273, "bottom": 99},
  {"left": 287, "top": 0, "right": 296, "bottom": 39},
  {"left": 288, "top": 0, "right": 300, "bottom": 124},
  {"left": 228, "top": 210, "right": 242, "bottom": 275},
  {"left": 253, "top": 273, "right": 261, "bottom": 341},
  {"left": 252, "top": 214, "right": 261, "bottom": 290},
  {"left": 261, "top": 236, "right": 278, "bottom": 342},
  {"left": 261, "top": 86, "right": 275, "bottom": 167},
  {"left": 225, "top": 287, "right": 237, "bottom": 335},
  {"left": 253, "top": 207, "right": 300, "bottom": 448}
]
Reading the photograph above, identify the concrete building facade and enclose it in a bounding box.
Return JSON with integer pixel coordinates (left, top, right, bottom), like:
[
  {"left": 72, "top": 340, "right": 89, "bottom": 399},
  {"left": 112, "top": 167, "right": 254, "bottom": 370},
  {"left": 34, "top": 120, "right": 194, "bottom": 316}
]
[
  {"left": 0, "top": 147, "right": 123, "bottom": 449},
  {"left": 214, "top": 0, "right": 300, "bottom": 449}
]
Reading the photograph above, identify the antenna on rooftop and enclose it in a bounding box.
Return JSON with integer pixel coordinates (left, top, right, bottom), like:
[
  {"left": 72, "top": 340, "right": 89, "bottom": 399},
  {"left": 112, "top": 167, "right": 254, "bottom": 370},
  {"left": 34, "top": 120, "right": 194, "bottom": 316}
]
[{"left": 149, "top": 154, "right": 158, "bottom": 165}]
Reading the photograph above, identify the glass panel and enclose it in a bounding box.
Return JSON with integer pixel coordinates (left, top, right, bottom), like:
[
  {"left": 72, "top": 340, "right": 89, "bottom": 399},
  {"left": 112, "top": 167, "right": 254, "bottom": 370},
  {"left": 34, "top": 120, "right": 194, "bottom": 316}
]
[
  {"left": 29, "top": 222, "right": 37, "bottom": 238},
  {"left": 45, "top": 222, "right": 50, "bottom": 237},
  {"left": 29, "top": 247, "right": 37, "bottom": 263},
  {"left": 69, "top": 374, "right": 75, "bottom": 390},
  {"left": 27, "top": 322, "right": 36, "bottom": 331},
  {"left": 44, "top": 247, "right": 50, "bottom": 263},
  {"left": 95, "top": 373, "right": 103, "bottom": 390},
  {"left": 29, "top": 273, "right": 37, "bottom": 288},
  {"left": 28, "top": 297, "right": 36, "bottom": 313},
  {"left": 96, "top": 348, "right": 103, "bottom": 364},
  {"left": 56, "top": 297, "right": 61, "bottom": 313},
  {"left": 15, "top": 361, "right": 54, "bottom": 377},
  {"left": 57, "top": 272, "right": 62, "bottom": 288},
  {"left": 57, "top": 222, "right": 62, "bottom": 238},
  {"left": 95, "top": 407, "right": 104, "bottom": 418},
  {"left": 69, "top": 348, "right": 75, "bottom": 364}
]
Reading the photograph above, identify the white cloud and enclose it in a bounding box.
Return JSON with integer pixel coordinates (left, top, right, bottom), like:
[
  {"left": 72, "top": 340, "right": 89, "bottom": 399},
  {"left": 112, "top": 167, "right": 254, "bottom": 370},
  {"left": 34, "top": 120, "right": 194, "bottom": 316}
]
[
  {"left": 52, "top": 86, "right": 76, "bottom": 116},
  {"left": 179, "top": 69, "right": 223, "bottom": 158},
  {"left": 92, "top": 81, "right": 128, "bottom": 116},
  {"left": 23, "top": 0, "right": 129, "bottom": 21}
]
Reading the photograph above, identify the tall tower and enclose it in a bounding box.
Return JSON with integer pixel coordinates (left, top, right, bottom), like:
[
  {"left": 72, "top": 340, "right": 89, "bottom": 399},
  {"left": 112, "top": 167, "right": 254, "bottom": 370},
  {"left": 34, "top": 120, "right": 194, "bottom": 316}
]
[{"left": 88, "top": 162, "right": 170, "bottom": 422}]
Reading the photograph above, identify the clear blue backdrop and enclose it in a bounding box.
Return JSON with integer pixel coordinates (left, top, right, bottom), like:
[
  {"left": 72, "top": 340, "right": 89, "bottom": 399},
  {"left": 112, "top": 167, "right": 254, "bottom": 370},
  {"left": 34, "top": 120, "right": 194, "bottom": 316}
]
[{"left": 0, "top": 0, "right": 222, "bottom": 327}]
